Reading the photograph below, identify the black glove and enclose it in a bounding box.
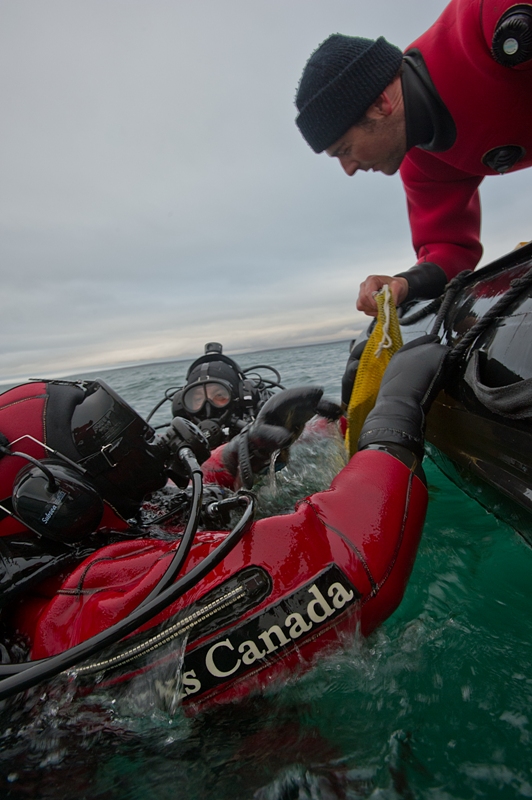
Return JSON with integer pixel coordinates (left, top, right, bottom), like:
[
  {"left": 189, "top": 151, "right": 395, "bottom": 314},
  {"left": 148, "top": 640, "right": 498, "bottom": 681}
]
[
  {"left": 358, "top": 335, "right": 450, "bottom": 459},
  {"left": 222, "top": 386, "right": 324, "bottom": 488},
  {"left": 341, "top": 339, "right": 368, "bottom": 408},
  {"left": 316, "top": 397, "right": 342, "bottom": 421}
]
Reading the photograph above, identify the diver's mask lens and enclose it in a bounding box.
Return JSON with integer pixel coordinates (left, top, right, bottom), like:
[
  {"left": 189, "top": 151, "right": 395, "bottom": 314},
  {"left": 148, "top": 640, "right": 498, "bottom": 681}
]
[{"left": 182, "top": 381, "right": 232, "bottom": 414}]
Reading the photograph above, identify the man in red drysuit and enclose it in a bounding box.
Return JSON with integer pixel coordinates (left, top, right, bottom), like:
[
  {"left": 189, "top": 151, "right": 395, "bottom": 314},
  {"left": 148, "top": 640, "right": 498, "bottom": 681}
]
[{"left": 295, "top": 0, "right": 532, "bottom": 315}]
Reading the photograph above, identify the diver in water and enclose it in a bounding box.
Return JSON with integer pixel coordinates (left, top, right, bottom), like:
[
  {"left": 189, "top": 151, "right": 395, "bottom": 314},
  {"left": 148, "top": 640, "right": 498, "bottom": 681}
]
[
  {"left": 0, "top": 336, "right": 447, "bottom": 619},
  {"left": 148, "top": 343, "right": 283, "bottom": 449},
  {"left": 0, "top": 336, "right": 450, "bottom": 700},
  {"left": 0, "top": 337, "right": 451, "bottom": 704},
  {"left": 0, "top": 378, "right": 330, "bottom": 611}
]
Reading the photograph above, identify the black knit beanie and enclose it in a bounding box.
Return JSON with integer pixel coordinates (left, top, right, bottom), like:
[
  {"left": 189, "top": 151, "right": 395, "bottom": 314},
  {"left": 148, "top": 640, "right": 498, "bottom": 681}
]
[{"left": 295, "top": 34, "right": 403, "bottom": 153}]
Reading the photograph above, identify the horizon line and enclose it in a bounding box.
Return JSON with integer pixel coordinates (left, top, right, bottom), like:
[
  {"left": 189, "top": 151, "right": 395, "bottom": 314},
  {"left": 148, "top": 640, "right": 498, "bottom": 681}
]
[{"left": 0, "top": 335, "right": 359, "bottom": 388}]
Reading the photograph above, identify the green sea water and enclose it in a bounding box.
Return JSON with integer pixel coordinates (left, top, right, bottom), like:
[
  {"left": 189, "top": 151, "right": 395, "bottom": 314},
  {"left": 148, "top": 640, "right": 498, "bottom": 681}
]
[{"left": 1, "top": 341, "right": 532, "bottom": 799}]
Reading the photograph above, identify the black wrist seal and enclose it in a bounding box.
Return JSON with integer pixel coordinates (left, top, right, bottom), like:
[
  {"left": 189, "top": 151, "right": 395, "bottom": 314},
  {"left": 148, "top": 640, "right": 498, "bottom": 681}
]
[{"left": 395, "top": 263, "right": 447, "bottom": 302}]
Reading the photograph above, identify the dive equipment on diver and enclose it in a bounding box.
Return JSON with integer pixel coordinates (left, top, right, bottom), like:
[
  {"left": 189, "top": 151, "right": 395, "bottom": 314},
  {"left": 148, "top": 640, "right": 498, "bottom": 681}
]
[
  {"left": 139, "top": 440, "right": 205, "bottom": 605},
  {"left": 0, "top": 386, "right": 212, "bottom": 544},
  {"left": 12, "top": 462, "right": 104, "bottom": 543},
  {"left": 0, "top": 436, "right": 105, "bottom": 543},
  {"left": 0, "top": 492, "right": 255, "bottom": 701}
]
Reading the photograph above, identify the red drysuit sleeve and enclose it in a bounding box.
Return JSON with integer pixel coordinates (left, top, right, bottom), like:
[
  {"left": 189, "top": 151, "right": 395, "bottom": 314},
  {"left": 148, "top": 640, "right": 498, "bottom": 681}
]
[
  {"left": 400, "top": 146, "right": 484, "bottom": 280},
  {"left": 201, "top": 445, "right": 236, "bottom": 489}
]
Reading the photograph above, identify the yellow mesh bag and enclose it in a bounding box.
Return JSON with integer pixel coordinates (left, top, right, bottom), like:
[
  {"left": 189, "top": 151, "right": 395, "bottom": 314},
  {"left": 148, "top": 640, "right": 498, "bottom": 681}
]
[{"left": 345, "top": 285, "right": 403, "bottom": 458}]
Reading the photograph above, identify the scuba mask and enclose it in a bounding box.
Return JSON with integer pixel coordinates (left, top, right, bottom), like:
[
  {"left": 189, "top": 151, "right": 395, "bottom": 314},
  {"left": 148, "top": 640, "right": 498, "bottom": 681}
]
[
  {"left": 171, "top": 347, "right": 247, "bottom": 445},
  {"left": 181, "top": 379, "right": 233, "bottom": 416}
]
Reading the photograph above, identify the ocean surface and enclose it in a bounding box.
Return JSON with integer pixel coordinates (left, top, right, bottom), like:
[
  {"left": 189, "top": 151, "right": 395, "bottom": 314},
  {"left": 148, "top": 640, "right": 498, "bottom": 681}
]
[{"left": 2, "top": 339, "right": 532, "bottom": 799}]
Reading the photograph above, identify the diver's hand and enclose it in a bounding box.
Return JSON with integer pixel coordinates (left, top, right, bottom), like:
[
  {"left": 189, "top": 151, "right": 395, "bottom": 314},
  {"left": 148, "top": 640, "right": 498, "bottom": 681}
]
[
  {"left": 356, "top": 275, "right": 408, "bottom": 316},
  {"left": 256, "top": 386, "right": 325, "bottom": 437},
  {"left": 222, "top": 386, "right": 324, "bottom": 488},
  {"left": 358, "top": 335, "right": 450, "bottom": 457},
  {"left": 340, "top": 339, "right": 368, "bottom": 408}
]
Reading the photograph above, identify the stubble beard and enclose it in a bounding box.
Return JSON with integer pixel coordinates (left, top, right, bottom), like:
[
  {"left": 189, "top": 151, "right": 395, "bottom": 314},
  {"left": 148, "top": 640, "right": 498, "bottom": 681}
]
[{"left": 381, "top": 113, "right": 407, "bottom": 175}]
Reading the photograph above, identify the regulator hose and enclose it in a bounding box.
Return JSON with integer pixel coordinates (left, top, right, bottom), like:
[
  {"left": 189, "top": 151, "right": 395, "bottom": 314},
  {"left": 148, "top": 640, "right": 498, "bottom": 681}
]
[{"left": 140, "top": 446, "right": 203, "bottom": 606}]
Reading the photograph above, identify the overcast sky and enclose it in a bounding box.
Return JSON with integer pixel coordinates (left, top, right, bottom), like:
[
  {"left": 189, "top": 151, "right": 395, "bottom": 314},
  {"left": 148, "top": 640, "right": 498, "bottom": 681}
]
[{"left": 1, "top": 0, "right": 530, "bottom": 382}]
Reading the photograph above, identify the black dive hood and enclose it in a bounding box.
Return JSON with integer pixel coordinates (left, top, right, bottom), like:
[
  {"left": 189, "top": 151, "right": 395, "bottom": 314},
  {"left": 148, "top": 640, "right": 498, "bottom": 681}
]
[
  {"left": 49, "top": 379, "right": 168, "bottom": 520},
  {"left": 0, "top": 380, "right": 212, "bottom": 544}
]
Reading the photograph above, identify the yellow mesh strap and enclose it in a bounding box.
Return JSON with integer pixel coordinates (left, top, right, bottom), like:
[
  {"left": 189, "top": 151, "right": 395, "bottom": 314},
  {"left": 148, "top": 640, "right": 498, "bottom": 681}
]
[{"left": 345, "top": 285, "right": 403, "bottom": 458}]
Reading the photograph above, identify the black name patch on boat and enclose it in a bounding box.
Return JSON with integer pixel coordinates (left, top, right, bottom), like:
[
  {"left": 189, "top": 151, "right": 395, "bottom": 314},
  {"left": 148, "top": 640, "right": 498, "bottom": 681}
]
[{"left": 180, "top": 564, "right": 360, "bottom": 701}]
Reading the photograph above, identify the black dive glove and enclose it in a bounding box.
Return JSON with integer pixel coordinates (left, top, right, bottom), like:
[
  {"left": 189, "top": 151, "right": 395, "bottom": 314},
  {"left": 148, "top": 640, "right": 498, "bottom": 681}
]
[
  {"left": 357, "top": 335, "right": 450, "bottom": 459},
  {"left": 394, "top": 263, "right": 447, "bottom": 303},
  {"left": 341, "top": 339, "right": 368, "bottom": 408},
  {"left": 222, "top": 386, "right": 330, "bottom": 489}
]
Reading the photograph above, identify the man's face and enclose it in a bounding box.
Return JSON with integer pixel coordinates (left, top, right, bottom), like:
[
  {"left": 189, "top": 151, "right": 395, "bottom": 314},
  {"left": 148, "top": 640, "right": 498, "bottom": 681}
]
[{"left": 325, "top": 113, "right": 406, "bottom": 177}]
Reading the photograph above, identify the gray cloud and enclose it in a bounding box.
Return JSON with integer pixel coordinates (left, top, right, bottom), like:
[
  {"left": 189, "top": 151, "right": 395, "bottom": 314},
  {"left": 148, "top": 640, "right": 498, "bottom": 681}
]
[{"left": 0, "top": 0, "right": 530, "bottom": 383}]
